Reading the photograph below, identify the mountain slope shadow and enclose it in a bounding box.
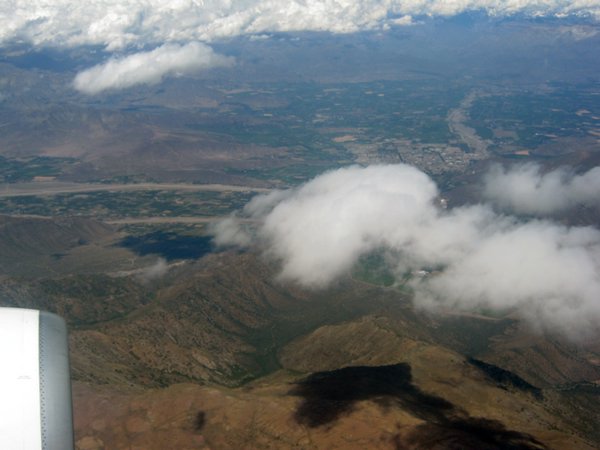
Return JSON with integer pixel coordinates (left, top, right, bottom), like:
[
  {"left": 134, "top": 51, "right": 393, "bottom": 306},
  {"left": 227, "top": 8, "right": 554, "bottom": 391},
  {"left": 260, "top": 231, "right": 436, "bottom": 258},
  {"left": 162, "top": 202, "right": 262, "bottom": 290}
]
[
  {"left": 289, "top": 363, "right": 549, "bottom": 450},
  {"left": 467, "top": 357, "right": 543, "bottom": 400}
]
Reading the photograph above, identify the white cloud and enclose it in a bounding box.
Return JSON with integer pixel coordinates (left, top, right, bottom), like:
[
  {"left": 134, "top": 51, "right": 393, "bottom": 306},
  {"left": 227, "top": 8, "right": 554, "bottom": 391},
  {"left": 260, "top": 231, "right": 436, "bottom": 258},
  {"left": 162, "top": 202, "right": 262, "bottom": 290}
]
[
  {"left": 1, "top": 1, "right": 599, "bottom": 51},
  {"left": 213, "top": 164, "right": 600, "bottom": 338},
  {"left": 211, "top": 216, "right": 253, "bottom": 248},
  {"left": 258, "top": 165, "right": 438, "bottom": 286},
  {"left": 73, "top": 42, "right": 234, "bottom": 94},
  {"left": 484, "top": 164, "right": 600, "bottom": 215},
  {"left": 391, "top": 15, "right": 415, "bottom": 26},
  {"left": 413, "top": 220, "right": 600, "bottom": 335},
  {"left": 138, "top": 258, "right": 169, "bottom": 282}
]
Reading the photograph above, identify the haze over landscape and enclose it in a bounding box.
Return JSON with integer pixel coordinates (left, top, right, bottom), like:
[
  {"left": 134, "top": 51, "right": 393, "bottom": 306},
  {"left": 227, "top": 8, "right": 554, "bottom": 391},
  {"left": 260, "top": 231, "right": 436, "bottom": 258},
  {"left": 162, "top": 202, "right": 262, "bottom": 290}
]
[{"left": 2, "top": 1, "right": 600, "bottom": 448}]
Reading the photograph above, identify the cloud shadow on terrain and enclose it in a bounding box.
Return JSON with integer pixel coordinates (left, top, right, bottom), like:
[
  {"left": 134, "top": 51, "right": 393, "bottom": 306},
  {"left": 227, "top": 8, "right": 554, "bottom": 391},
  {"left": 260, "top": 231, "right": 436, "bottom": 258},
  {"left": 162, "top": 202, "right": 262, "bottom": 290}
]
[
  {"left": 118, "top": 231, "right": 214, "bottom": 261},
  {"left": 289, "top": 363, "right": 548, "bottom": 450}
]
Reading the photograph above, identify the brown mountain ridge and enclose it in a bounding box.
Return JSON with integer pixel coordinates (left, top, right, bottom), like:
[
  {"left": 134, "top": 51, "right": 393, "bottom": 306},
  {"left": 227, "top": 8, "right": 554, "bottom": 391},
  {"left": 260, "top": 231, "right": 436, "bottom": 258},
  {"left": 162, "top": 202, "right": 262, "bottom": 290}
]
[{"left": 1, "top": 216, "right": 600, "bottom": 449}]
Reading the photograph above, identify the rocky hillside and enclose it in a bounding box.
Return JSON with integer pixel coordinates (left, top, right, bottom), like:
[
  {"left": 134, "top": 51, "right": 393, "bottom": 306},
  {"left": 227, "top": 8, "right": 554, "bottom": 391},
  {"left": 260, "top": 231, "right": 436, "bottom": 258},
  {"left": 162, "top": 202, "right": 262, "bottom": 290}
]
[{"left": 2, "top": 217, "right": 600, "bottom": 449}]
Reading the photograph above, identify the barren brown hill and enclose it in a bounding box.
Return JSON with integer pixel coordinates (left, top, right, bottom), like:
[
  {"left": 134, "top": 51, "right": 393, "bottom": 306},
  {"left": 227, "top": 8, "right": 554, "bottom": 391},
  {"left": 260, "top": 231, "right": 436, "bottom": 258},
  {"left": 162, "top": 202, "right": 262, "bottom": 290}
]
[
  {"left": 72, "top": 352, "right": 597, "bottom": 450},
  {"left": 0, "top": 214, "right": 156, "bottom": 277},
  {"left": 2, "top": 218, "right": 600, "bottom": 449}
]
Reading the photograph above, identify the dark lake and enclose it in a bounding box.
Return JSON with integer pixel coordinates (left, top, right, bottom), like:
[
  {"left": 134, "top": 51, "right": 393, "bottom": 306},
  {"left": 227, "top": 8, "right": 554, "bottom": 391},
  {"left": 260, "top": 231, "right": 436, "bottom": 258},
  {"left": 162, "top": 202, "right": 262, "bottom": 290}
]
[{"left": 118, "top": 231, "right": 214, "bottom": 261}]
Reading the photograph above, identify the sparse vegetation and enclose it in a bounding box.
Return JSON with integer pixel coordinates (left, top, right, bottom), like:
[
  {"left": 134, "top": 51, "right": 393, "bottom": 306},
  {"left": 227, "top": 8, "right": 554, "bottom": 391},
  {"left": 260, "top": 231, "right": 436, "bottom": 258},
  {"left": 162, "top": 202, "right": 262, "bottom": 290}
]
[
  {"left": 0, "top": 26, "right": 599, "bottom": 450},
  {"left": 0, "top": 189, "right": 254, "bottom": 218},
  {"left": 0, "top": 155, "right": 77, "bottom": 182}
]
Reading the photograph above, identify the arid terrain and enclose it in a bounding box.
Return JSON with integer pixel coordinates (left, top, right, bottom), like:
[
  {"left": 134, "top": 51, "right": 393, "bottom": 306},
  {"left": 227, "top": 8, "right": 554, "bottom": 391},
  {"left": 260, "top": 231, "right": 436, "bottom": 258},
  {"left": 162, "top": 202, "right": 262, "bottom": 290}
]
[
  {"left": 1, "top": 214, "right": 600, "bottom": 449},
  {"left": 1, "top": 11, "right": 600, "bottom": 448}
]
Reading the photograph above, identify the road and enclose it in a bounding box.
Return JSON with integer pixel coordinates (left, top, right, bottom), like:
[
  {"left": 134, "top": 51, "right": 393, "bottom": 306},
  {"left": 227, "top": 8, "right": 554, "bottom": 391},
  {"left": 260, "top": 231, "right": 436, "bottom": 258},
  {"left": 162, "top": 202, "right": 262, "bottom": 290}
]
[{"left": 0, "top": 182, "right": 270, "bottom": 198}]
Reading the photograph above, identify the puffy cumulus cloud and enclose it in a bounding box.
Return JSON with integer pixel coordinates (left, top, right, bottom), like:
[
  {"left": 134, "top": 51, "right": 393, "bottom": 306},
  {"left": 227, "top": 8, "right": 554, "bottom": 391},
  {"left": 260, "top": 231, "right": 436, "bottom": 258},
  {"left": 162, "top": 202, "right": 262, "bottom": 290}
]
[
  {"left": 2, "top": 1, "right": 600, "bottom": 51},
  {"left": 258, "top": 165, "right": 437, "bottom": 286},
  {"left": 413, "top": 221, "right": 600, "bottom": 334},
  {"left": 484, "top": 164, "right": 600, "bottom": 215},
  {"left": 213, "top": 164, "right": 600, "bottom": 338},
  {"left": 73, "top": 42, "right": 234, "bottom": 94}
]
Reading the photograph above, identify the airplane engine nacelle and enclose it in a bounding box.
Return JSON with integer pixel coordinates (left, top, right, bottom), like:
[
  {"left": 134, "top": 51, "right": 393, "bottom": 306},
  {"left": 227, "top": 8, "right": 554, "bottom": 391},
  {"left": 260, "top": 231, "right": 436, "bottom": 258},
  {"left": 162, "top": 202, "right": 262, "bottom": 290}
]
[{"left": 0, "top": 308, "right": 74, "bottom": 450}]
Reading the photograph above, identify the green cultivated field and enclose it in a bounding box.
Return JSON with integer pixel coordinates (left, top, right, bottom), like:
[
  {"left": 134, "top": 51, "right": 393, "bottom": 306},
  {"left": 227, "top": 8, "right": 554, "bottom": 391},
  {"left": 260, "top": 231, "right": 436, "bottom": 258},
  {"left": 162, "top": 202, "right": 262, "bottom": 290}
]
[
  {"left": 0, "top": 189, "right": 255, "bottom": 218},
  {"left": 468, "top": 83, "right": 600, "bottom": 151},
  {"left": 0, "top": 155, "right": 77, "bottom": 182}
]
